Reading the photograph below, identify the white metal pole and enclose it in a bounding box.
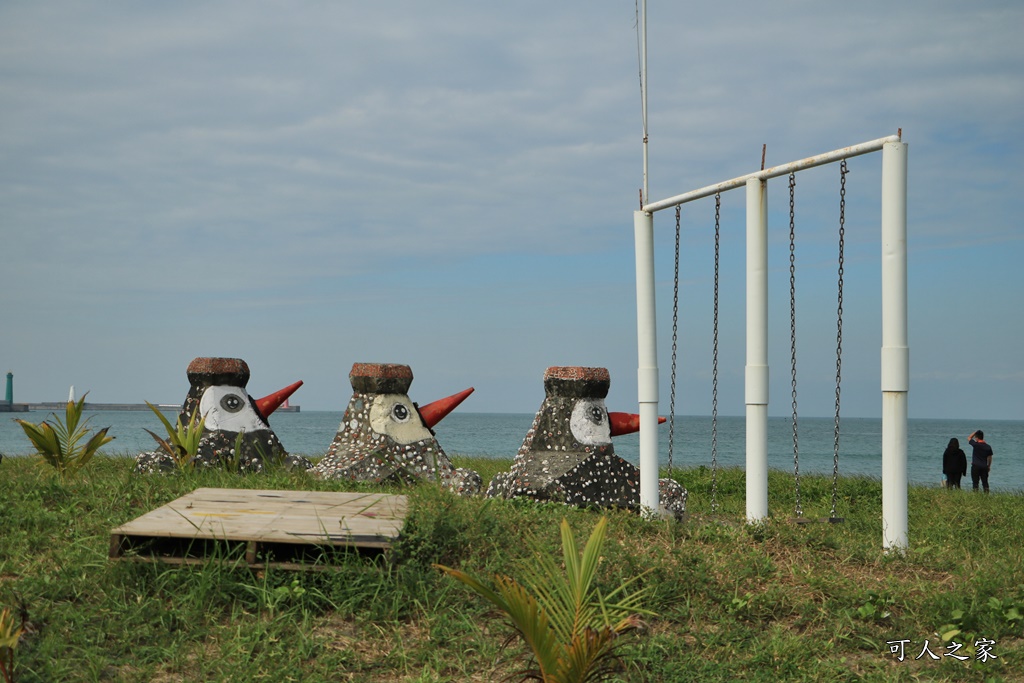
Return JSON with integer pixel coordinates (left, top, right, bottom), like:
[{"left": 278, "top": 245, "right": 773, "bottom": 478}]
[
  {"left": 640, "top": 0, "right": 648, "bottom": 205},
  {"left": 881, "top": 141, "right": 909, "bottom": 551},
  {"left": 745, "top": 178, "right": 769, "bottom": 522},
  {"left": 634, "top": 210, "right": 661, "bottom": 516}
]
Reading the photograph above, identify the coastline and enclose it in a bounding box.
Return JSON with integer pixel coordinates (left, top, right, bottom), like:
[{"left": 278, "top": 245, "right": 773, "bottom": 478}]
[{"left": 11, "top": 402, "right": 300, "bottom": 413}]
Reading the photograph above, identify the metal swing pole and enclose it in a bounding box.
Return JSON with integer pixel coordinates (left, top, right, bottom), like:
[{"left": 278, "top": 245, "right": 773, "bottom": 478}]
[
  {"left": 746, "top": 177, "right": 769, "bottom": 522},
  {"left": 635, "top": 210, "right": 660, "bottom": 516},
  {"left": 881, "top": 140, "right": 909, "bottom": 552}
]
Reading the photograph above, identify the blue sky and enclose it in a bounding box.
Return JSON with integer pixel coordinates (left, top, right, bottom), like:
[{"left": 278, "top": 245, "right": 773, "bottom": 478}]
[{"left": 2, "top": 1, "right": 1021, "bottom": 420}]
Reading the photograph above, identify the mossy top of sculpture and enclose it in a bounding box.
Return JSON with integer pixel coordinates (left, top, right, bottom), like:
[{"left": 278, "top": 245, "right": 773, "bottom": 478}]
[
  {"left": 543, "top": 366, "right": 610, "bottom": 399},
  {"left": 349, "top": 362, "right": 414, "bottom": 395},
  {"left": 186, "top": 357, "right": 250, "bottom": 389}
]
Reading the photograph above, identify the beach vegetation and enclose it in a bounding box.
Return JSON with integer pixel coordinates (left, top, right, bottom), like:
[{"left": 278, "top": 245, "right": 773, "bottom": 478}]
[
  {"left": 13, "top": 393, "right": 113, "bottom": 482},
  {"left": 0, "top": 455, "right": 1022, "bottom": 681},
  {"left": 437, "top": 516, "right": 651, "bottom": 683}
]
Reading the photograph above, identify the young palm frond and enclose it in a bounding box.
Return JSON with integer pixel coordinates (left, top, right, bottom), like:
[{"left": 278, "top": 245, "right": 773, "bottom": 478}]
[
  {"left": 437, "top": 516, "right": 651, "bottom": 683},
  {"left": 1, "top": 604, "right": 24, "bottom": 683},
  {"left": 144, "top": 401, "right": 205, "bottom": 469},
  {"left": 15, "top": 393, "right": 113, "bottom": 482}
]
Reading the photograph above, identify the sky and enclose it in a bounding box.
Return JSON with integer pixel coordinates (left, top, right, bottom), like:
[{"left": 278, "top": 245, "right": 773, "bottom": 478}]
[{"left": 1, "top": 1, "right": 1021, "bottom": 421}]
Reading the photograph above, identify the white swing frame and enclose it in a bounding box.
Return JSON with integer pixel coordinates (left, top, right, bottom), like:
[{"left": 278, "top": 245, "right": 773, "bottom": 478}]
[{"left": 633, "top": 136, "right": 910, "bottom": 552}]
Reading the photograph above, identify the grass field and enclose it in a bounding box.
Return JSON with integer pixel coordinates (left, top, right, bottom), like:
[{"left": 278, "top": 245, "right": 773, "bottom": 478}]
[{"left": 1, "top": 454, "right": 1022, "bottom": 682}]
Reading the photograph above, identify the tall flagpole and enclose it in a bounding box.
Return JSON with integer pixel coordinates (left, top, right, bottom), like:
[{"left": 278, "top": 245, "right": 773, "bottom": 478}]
[{"left": 641, "top": 0, "right": 648, "bottom": 204}]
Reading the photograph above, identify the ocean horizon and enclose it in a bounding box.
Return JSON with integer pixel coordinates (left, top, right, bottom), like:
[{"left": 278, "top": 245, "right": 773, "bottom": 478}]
[{"left": 2, "top": 411, "right": 1021, "bottom": 493}]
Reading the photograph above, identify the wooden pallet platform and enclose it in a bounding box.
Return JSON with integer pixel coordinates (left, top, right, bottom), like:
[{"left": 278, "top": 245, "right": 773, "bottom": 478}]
[{"left": 109, "top": 487, "right": 408, "bottom": 570}]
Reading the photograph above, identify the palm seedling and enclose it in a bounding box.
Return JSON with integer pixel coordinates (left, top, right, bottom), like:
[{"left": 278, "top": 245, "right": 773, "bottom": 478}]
[
  {"left": 15, "top": 393, "right": 113, "bottom": 482},
  {"left": 437, "top": 516, "right": 652, "bottom": 683},
  {"left": 143, "top": 401, "right": 205, "bottom": 470},
  {"left": 0, "top": 606, "right": 23, "bottom": 683}
]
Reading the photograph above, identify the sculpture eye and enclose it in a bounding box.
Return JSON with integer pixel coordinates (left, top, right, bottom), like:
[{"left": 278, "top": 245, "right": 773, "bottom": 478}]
[
  {"left": 569, "top": 399, "right": 612, "bottom": 446},
  {"left": 198, "top": 386, "right": 266, "bottom": 433},
  {"left": 220, "top": 394, "right": 245, "bottom": 413},
  {"left": 368, "top": 394, "right": 432, "bottom": 443}
]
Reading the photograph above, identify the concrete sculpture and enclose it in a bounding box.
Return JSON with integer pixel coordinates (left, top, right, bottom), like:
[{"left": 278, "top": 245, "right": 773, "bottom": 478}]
[
  {"left": 133, "top": 357, "right": 308, "bottom": 474},
  {"left": 486, "top": 366, "right": 687, "bottom": 519},
  {"left": 309, "top": 362, "right": 481, "bottom": 495}
]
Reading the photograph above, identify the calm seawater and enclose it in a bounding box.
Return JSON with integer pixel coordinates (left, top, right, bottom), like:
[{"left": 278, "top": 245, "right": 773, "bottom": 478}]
[{"left": 2, "top": 411, "right": 1021, "bottom": 492}]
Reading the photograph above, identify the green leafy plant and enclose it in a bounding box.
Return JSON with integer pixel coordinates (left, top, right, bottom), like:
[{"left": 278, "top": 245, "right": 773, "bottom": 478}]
[
  {"left": 0, "top": 607, "right": 23, "bottom": 683},
  {"left": 241, "top": 578, "right": 314, "bottom": 617},
  {"left": 937, "top": 608, "right": 968, "bottom": 644},
  {"left": 855, "top": 591, "right": 894, "bottom": 622},
  {"left": 143, "top": 401, "right": 205, "bottom": 469},
  {"left": 987, "top": 596, "right": 1023, "bottom": 626},
  {"left": 437, "top": 516, "right": 652, "bottom": 683},
  {"left": 15, "top": 393, "right": 113, "bottom": 482},
  {"left": 728, "top": 591, "right": 753, "bottom": 617}
]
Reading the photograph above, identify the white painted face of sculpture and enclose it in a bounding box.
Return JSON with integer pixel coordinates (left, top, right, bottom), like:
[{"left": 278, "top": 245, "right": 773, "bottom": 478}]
[
  {"left": 569, "top": 399, "right": 613, "bottom": 446},
  {"left": 369, "top": 394, "right": 433, "bottom": 445},
  {"left": 199, "top": 385, "right": 269, "bottom": 432}
]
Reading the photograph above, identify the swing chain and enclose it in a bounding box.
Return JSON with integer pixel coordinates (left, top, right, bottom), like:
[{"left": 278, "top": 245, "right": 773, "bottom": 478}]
[
  {"left": 831, "top": 160, "right": 849, "bottom": 520},
  {"left": 789, "top": 173, "right": 802, "bottom": 518},
  {"left": 668, "top": 205, "right": 681, "bottom": 475},
  {"left": 711, "top": 193, "right": 721, "bottom": 513}
]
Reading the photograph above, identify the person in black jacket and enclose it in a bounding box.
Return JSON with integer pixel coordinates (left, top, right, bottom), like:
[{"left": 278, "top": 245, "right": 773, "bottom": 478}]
[
  {"left": 968, "top": 430, "right": 994, "bottom": 493},
  {"left": 942, "top": 437, "right": 967, "bottom": 489}
]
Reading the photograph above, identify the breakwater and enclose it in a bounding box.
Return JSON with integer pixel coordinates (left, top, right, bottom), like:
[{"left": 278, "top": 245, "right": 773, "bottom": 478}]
[
  {"left": 16, "top": 402, "right": 300, "bottom": 413},
  {"left": 22, "top": 402, "right": 180, "bottom": 412}
]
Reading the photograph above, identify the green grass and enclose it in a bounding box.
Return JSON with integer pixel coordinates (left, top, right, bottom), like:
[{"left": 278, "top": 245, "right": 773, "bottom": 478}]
[{"left": 1, "top": 454, "right": 1022, "bottom": 682}]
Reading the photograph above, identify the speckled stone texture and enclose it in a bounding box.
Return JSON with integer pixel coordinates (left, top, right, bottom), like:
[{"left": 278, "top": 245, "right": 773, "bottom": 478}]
[
  {"left": 309, "top": 363, "right": 480, "bottom": 496},
  {"left": 133, "top": 357, "right": 310, "bottom": 474},
  {"left": 486, "top": 366, "right": 687, "bottom": 520}
]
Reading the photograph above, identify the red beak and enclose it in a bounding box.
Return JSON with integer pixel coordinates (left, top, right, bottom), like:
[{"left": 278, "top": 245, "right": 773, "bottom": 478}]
[
  {"left": 418, "top": 387, "right": 475, "bottom": 428},
  {"left": 255, "top": 380, "right": 303, "bottom": 419},
  {"left": 608, "top": 412, "right": 667, "bottom": 437}
]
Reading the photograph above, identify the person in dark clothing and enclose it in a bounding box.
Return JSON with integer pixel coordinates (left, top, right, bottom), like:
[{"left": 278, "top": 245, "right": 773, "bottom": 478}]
[
  {"left": 968, "top": 430, "right": 994, "bottom": 493},
  {"left": 942, "top": 438, "right": 967, "bottom": 489}
]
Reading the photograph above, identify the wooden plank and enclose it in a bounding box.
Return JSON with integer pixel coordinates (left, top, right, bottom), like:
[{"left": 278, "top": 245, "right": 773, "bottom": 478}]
[{"left": 109, "top": 487, "right": 409, "bottom": 569}]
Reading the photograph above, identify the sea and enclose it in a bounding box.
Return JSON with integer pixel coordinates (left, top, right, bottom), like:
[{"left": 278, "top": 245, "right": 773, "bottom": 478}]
[{"left": 1, "top": 411, "right": 1022, "bottom": 493}]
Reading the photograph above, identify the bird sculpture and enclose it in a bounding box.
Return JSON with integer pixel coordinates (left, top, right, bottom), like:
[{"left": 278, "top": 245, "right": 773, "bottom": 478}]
[
  {"left": 309, "top": 362, "right": 481, "bottom": 495},
  {"left": 486, "top": 366, "right": 687, "bottom": 519},
  {"left": 133, "top": 357, "right": 307, "bottom": 473}
]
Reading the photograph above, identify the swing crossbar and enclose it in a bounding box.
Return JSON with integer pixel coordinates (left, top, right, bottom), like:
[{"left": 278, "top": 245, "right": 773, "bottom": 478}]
[{"left": 642, "top": 135, "right": 900, "bottom": 214}]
